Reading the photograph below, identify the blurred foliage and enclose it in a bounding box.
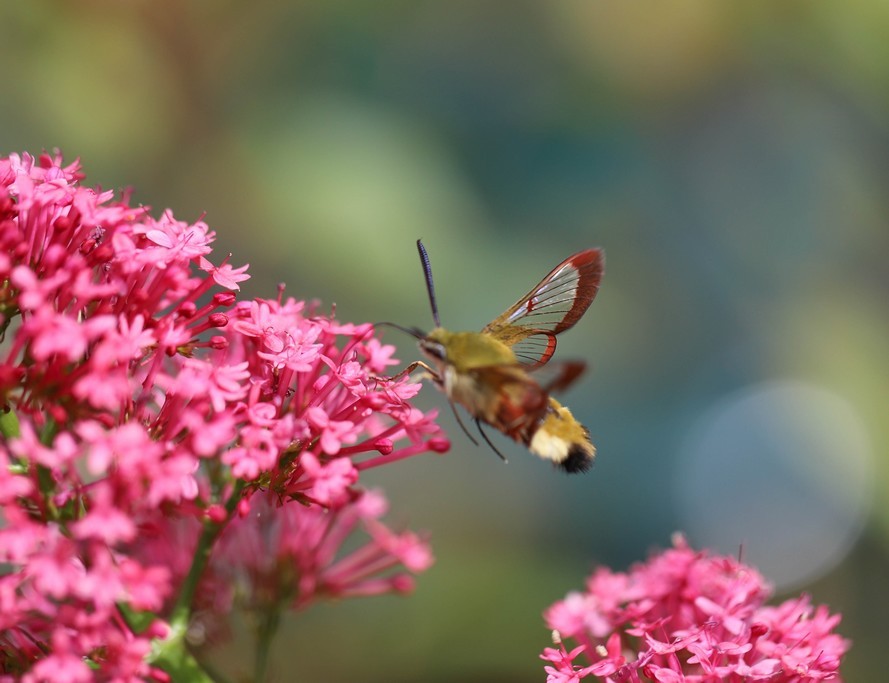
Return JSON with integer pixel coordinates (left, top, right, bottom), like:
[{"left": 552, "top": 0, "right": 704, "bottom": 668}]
[{"left": 3, "top": 1, "right": 889, "bottom": 681}]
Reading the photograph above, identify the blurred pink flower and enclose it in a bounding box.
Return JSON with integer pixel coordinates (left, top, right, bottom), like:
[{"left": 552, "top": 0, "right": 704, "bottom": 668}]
[
  {"left": 209, "top": 488, "right": 432, "bottom": 615},
  {"left": 542, "top": 535, "right": 849, "bottom": 683},
  {"left": 0, "top": 152, "right": 449, "bottom": 680}
]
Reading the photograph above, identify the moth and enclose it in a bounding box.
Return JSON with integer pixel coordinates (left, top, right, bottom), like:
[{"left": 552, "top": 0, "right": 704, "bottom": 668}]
[{"left": 385, "top": 240, "right": 604, "bottom": 473}]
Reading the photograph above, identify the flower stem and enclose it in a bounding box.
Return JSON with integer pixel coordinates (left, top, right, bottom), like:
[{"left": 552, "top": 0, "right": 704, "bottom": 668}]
[
  {"left": 173, "top": 479, "right": 246, "bottom": 622},
  {"left": 253, "top": 604, "right": 282, "bottom": 683},
  {"left": 152, "top": 479, "right": 246, "bottom": 681}
]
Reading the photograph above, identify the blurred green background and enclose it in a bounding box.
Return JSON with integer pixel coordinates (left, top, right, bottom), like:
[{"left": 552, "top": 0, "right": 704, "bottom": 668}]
[{"left": 3, "top": 1, "right": 889, "bottom": 681}]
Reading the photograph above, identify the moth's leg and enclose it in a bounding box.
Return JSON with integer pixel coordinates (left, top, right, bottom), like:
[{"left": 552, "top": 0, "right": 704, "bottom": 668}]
[
  {"left": 448, "top": 401, "right": 479, "bottom": 446},
  {"left": 475, "top": 418, "right": 509, "bottom": 464},
  {"left": 374, "top": 360, "right": 439, "bottom": 384}
]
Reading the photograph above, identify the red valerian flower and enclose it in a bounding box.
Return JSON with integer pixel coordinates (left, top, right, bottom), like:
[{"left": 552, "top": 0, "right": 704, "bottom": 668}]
[
  {"left": 542, "top": 535, "right": 849, "bottom": 682},
  {"left": 0, "top": 152, "right": 449, "bottom": 681}
]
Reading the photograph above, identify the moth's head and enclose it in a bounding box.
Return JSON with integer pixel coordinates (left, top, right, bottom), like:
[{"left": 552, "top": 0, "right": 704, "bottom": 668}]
[{"left": 419, "top": 327, "right": 451, "bottom": 366}]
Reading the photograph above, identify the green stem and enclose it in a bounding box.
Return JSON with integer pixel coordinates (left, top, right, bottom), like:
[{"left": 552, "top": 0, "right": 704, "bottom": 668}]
[
  {"left": 173, "top": 479, "right": 246, "bottom": 622},
  {"left": 254, "top": 605, "right": 282, "bottom": 683},
  {"left": 151, "top": 479, "right": 246, "bottom": 682},
  {"left": 149, "top": 628, "right": 215, "bottom": 683}
]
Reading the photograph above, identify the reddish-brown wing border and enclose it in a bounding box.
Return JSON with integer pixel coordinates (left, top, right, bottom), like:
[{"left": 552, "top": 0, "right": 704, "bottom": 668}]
[{"left": 482, "top": 249, "right": 604, "bottom": 368}]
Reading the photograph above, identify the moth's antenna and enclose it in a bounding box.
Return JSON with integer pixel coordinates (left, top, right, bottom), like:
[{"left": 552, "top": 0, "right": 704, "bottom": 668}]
[
  {"left": 416, "top": 239, "right": 441, "bottom": 328},
  {"left": 374, "top": 321, "right": 426, "bottom": 339}
]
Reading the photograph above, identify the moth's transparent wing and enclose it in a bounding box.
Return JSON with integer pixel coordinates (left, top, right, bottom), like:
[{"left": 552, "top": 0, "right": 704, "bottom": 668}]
[{"left": 482, "top": 249, "right": 604, "bottom": 368}]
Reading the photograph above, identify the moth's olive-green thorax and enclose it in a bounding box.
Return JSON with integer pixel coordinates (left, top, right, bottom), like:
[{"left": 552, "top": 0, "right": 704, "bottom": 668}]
[{"left": 420, "top": 328, "right": 517, "bottom": 373}]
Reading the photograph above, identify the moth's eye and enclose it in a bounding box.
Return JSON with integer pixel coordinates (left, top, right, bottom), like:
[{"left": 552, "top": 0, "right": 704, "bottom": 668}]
[{"left": 420, "top": 341, "right": 446, "bottom": 361}]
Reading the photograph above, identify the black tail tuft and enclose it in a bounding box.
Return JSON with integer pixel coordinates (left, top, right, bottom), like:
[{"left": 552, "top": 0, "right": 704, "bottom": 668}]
[{"left": 559, "top": 444, "right": 595, "bottom": 474}]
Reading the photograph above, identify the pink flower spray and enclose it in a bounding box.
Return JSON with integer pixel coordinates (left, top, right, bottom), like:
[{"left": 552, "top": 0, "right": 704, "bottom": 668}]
[
  {"left": 541, "top": 534, "right": 849, "bottom": 683},
  {"left": 0, "top": 152, "right": 449, "bottom": 681}
]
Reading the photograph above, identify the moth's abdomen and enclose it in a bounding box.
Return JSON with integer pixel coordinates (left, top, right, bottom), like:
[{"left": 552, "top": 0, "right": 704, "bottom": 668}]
[
  {"left": 528, "top": 399, "right": 595, "bottom": 473},
  {"left": 442, "top": 363, "right": 594, "bottom": 473},
  {"left": 445, "top": 364, "right": 546, "bottom": 434}
]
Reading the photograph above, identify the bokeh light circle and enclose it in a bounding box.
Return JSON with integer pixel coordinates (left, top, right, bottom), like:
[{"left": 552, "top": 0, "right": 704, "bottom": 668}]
[{"left": 675, "top": 380, "right": 873, "bottom": 590}]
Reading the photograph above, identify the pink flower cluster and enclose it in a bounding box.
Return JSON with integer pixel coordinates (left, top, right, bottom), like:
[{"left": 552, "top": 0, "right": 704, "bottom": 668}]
[
  {"left": 542, "top": 535, "right": 849, "bottom": 683},
  {"left": 0, "top": 152, "right": 448, "bottom": 681},
  {"left": 213, "top": 488, "right": 434, "bottom": 613}
]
